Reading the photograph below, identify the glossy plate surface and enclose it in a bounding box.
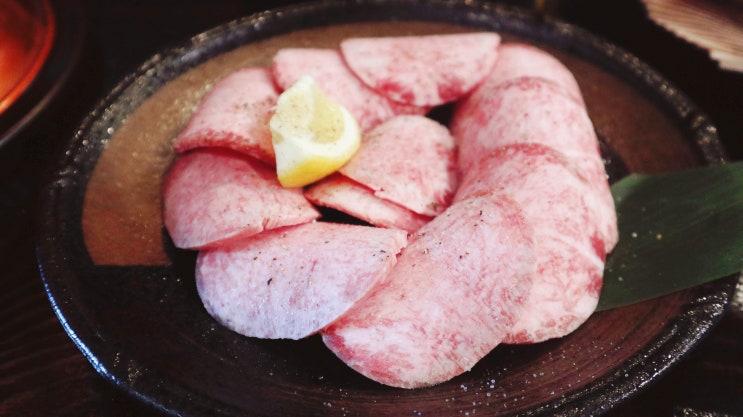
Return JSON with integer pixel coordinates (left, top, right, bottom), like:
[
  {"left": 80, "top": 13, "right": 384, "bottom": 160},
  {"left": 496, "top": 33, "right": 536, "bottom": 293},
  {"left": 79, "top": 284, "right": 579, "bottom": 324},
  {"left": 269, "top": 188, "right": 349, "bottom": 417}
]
[{"left": 37, "top": 1, "right": 736, "bottom": 416}]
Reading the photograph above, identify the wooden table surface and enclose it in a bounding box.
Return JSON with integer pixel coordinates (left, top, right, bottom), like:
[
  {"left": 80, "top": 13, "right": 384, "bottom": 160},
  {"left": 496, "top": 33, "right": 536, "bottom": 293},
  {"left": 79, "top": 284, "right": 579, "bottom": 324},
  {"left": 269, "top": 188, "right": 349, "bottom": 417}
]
[{"left": 2, "top": 0, "right": 742, "bottom": 416}]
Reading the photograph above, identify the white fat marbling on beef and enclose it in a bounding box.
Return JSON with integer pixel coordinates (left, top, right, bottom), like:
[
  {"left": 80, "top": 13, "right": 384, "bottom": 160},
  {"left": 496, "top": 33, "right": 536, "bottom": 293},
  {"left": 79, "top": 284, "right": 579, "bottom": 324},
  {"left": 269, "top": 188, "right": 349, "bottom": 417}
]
[
  {"left": 163, "top": 149, "right": 319, "bottom": 250},
  {"left": 339, "top": 115, "right": 457, "bottom": 216},
  {"left": 340, "top": 32, "right": 500, "bottom": 106},
  {"left": 196, "top": 222, "right": 407, "bottom": 340},
  {"left": 456, "top": 144, "right": 608, "bottom": 343},
  {"left": 485, "top": 43, "right": 585, "bottom": 105},
  {"left": 173, "top": 67, "right": 278, "bottom": 165},
  {"left": 305, "top": 174, "right": 430, "bottom": 233},
  {"left": 272, "top": 48, "right": 426, "bottom": 132},
  {"left": 452, "top": 76, "right": 617, "bottom": 251},
  {"left": 322, "top": 192, "right": 536, "bottom": 388}
]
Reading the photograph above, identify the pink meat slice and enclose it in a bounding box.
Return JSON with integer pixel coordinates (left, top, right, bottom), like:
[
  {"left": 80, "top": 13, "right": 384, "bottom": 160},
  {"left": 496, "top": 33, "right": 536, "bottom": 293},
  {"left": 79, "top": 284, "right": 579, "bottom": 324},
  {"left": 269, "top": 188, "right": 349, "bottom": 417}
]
[
  {"left": 452, "top": 76, "right": 599, "bottom": 171},
  {"left": 272, "top": 48, "right": 426, "bottom": 132},
  {"left": 451, "top": 76, "right": 617, "bottom": 249},
  {"left": 485, "top": 43, "right": 585, "bottom": 105},
  {"left": 339, "top": 115, "right": 457, "bottom": 216},
  {"left": 305, "top": 174, "right": 431, "bottom": 233},
  {"left": 340, "top": 32, "right": 501, "bottom": 106},
  {"left": 196, "top": 222, "right": 408, "bottom": 340},
  {"left": 456, "top": 144, "right": 609, "bottom": 343},
  {"left": 163, "top": 149, "right": 319, "bottom": 250},
  {"left": 322, "top": 192, "right": 536, "bottom": 388},
  {"left": 172, "top": 67, "right": 278, "bottom": 165}
]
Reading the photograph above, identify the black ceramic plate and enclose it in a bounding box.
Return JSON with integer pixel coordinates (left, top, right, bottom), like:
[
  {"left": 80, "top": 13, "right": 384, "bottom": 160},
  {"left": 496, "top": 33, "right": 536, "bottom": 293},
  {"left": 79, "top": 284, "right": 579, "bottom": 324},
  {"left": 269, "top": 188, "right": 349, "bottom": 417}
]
[{"left": 37, "top": 1, "right": 736, "bottom": 416}]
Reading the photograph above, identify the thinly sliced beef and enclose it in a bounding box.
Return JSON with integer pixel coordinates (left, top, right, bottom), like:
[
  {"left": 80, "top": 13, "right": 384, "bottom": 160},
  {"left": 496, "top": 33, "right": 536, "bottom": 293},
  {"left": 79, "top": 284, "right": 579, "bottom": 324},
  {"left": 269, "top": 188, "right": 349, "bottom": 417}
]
[
  {"left": 453, "top": 76, "right": 599, "bottom": 171},
  {"left": 451, "top": 76, "right": 617, "bottom": 250},
  {"left": 456, "top": 144, "right": 608, "bottom": 343},
  {"left": 340, "top": 32, "right": 500, "bottom": 106},
  {"left": 163, "top": 149, "right": 319, "bottom": 250},
  {"left": 272, "top": 48, "right": 425, "bottom": 132},
  {"left": 196, "top": 222, "right": 408, "bottom": 340},
  {"left": 161, "top": 36, "right": 620, "bottom": 388},
  {"left": 305, "top": 175, "right": 431, "bottom": 233},
  {"left": 485, "top": 43, "right": 585, "bottom": 105},
  {"left": 172, "top": 67, "right": 278, "bottom": 165},
  {"left": 339, "top": 115, "right": 457, "bottom": 216},
  {"left": 322, "top": 192, "right": 536, "bottom": 388}
]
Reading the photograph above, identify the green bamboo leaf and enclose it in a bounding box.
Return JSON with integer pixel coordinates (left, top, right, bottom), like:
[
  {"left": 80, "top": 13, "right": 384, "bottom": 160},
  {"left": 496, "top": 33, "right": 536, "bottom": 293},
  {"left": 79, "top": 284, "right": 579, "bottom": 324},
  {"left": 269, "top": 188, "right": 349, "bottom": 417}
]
[{"left": 597, "top": 161, "right": 743, "bottom": 311}]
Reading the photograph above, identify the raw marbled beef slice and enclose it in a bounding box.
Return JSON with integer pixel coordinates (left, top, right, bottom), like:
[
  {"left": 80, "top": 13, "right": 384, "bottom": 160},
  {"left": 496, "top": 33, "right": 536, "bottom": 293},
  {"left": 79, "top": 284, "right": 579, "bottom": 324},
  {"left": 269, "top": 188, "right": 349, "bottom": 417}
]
[
  {"left": 340, "top": 32, "right": 500, "bottom": 106},
  {"left": 456, "top": 144, "right": 609, "bottom": 343},
  {"left": 322, "top": 192, "right": 536, "bottom": 388},
  {"left": 503, "top": 240, "right": 604, "bottom": 343},
  {"left": 163, "top": 149, "right": 319, "bottom": 250},
  {"left": 272, "top": 48, "right": 425, "bottom": 132},
  {"left": 305, "top": 174, "right": 431, "bottom": 233},
  {"left": 196, "top": 222, "right": 408, "bottom": 340},
  {"left": 451, "top": 76, "right": 617, "bottom": 249},
  {"left": 339, "top": 115, "right": 457, "bottom": 216},
  {"left": 452, "top": 76, "right": 599, "bottom": 171},
  {"left": 484, "top": 43, "right": 585, "bottom": 105},
  {"left": 172, "top": 67, "right": 278, "bottom": 165}
]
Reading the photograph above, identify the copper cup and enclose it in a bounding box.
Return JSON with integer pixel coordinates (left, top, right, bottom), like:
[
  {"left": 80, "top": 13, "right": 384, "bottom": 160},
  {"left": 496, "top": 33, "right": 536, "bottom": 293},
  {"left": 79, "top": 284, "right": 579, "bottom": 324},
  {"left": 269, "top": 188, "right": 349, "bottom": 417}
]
[{"left": 0, "top": 0, "right": 55, "bottom": 114}]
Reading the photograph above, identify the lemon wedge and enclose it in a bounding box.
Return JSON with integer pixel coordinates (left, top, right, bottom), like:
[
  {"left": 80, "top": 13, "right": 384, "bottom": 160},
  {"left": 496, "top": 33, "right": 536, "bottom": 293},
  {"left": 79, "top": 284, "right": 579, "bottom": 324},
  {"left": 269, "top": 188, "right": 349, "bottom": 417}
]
[{"left": 270, "top": 75, "right": 361, "bottom": 188}]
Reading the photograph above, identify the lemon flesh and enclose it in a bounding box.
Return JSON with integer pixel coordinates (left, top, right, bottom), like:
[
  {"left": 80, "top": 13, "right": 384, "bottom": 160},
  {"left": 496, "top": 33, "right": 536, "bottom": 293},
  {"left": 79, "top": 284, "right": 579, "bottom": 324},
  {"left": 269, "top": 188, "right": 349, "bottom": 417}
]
[{"left": 270, "top": 75, "right": 361, "bottom": 188}]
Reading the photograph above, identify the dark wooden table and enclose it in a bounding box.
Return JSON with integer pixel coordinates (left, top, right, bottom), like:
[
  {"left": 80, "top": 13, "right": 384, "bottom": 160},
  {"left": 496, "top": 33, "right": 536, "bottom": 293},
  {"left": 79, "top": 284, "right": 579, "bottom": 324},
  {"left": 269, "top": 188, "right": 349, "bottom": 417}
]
[{"left": 2, "top": 0, "right": 742, "bottom": 416}]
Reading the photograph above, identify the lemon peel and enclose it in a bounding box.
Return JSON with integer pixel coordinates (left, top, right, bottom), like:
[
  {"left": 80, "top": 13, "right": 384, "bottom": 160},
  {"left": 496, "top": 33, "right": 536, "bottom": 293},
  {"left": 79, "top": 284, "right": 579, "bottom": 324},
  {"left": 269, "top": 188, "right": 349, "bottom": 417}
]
[{"left": 270, "top": 75, "right": 361, "bottom": 188}]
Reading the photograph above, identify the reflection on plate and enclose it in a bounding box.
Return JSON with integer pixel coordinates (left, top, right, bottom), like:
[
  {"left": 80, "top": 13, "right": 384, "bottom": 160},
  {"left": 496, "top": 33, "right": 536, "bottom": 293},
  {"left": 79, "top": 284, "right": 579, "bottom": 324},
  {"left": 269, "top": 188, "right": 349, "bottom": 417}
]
[{"left": 36, "top": 1, "right": 735, "bottom": 416}]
